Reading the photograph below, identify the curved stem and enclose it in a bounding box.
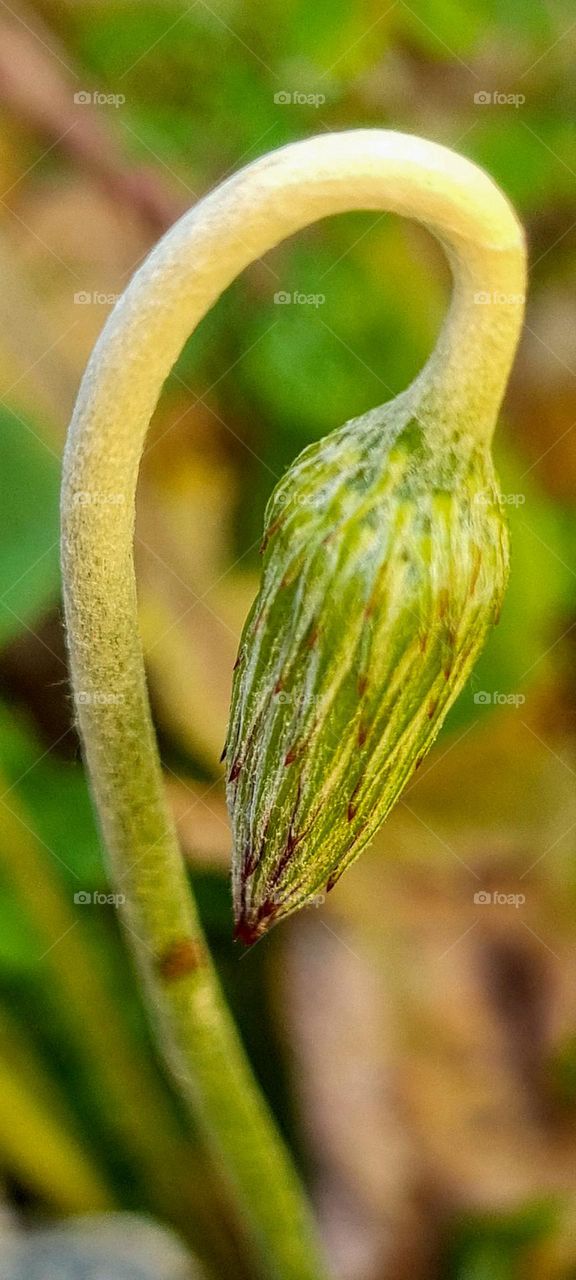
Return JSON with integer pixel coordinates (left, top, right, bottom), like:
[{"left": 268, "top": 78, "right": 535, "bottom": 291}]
[{"left": 61, "top": 130, "right": 525, "bottom": 1280}]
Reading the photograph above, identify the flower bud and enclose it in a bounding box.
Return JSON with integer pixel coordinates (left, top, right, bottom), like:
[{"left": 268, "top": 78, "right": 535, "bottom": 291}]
[{"left": 226, "top": 399, "right": 508, "bottom": 943}]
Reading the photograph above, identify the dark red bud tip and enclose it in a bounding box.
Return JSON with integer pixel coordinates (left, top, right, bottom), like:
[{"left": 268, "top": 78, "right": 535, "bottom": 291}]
[
  {"left": 233, "top": 899, "right": 278, "bottom": 946},
  {"left": 233, "top": 918, "right": 262, "bottom": 947}
]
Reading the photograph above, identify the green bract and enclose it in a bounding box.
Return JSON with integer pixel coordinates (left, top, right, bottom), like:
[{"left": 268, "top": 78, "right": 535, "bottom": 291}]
[{"left": 226, "top": 396, "right": 508, "bottom": 943}]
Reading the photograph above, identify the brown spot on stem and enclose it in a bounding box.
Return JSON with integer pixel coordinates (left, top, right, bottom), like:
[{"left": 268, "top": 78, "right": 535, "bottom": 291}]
[
  {"left": 358, "top": 722, "right": 368, "bottom": 748},
  {"left": 427, "top": 699, "right": 438, "bottom": 720},
  {"left": 358, "top": 674, "right": 368, "bottom": 698},
  {"left": 158, "top": 939, "right": 204, "bottom": 981},
  {"left": 229, "top": 757, "right": 242, "bottom": 782}
]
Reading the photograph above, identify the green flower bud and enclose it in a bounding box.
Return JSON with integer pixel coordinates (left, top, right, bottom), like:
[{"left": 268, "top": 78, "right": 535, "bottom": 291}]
[{"left": 226, "top": 397, "right": 508, "bottom": 943}]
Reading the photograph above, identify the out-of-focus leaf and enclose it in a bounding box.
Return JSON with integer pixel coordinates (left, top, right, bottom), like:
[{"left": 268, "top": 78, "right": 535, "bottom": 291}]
[
  {"left": 0, "top": 891, "right": 41, "bottom": 974},
  {"left": 447, "top": 1203, "right": 558, "bottom": 1280},
  {"left": 472, "top": 119, "right": 576, "bottom": 211},
  {"left": 0, "top": 1007, "right": 113, "bottom": 1213},
  {"left": 0, "top": 406, "right": 59, "bottom": 647},
  {"left": 0, "top": 700, "right": 105, "bottom": 891},
  {"left": 234, "top": 218, "right": 444, "bottom": 449},
  {"left": 398, "top": 0, "right": 492, "bottom": 57},
  {"left": 279, "top": 0, "right": 393, "bottom": 78}
]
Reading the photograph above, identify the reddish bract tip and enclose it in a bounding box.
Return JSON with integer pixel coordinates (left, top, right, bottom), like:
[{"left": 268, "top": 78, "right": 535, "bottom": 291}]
[
  {"left": 233, "top": 918, "right": 262, "bottom": 947},
  {"left": 233, "top": 899, "right": 278, "bottom": 947}
]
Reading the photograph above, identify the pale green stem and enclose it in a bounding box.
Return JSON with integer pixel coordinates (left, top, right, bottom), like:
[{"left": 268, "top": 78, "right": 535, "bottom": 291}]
[
  {"left": 0, "top": 778, "right": 229, "bottom": 1254},
  {"left": 61, "top": 130, "right": 526, "bottom": 1280}
]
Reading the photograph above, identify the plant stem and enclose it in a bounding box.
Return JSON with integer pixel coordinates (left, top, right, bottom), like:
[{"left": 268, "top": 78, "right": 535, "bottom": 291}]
[
  {"left": 61, "top": 130, "right": 525, "bottom": 1280},
  {"left": 0, "top": 777, "right": 234, "bottom": 1260}
]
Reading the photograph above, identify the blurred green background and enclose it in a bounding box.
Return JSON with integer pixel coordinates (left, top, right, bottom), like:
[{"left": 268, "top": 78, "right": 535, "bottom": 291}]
[{"left": 0, "top": 1, "right": 575, "bottom": 1277}]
